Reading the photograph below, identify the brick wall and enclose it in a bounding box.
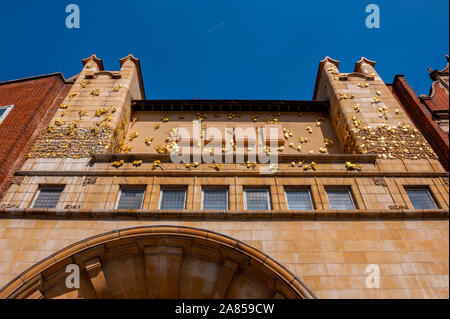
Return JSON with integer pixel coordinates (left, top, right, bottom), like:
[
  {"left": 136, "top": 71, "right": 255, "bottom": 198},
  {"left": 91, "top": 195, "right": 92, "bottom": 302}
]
[
  {"left": 391, "top": 75, "right": 449, "bottom": 171},
  {"left": 0, "top": 75, "right": 72, "bottom": 199},
  {"left": 423, "top": 81, "right": 449, "bottom": 112}
]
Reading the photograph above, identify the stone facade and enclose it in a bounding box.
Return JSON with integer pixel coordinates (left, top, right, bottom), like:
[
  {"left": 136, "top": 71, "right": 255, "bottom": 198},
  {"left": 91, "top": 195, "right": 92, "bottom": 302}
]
[{"left": 0, "top": 55, "right": 448, "bottom": 299}]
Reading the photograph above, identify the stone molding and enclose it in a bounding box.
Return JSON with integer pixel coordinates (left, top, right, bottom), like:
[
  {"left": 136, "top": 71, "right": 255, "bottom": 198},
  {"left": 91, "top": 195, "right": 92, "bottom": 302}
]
[
  {"left": 0, "top": 208, "right": 447, "bottom": 221},
  {"left": 13, "top": 170, "right": 449, "bottom": 178}
]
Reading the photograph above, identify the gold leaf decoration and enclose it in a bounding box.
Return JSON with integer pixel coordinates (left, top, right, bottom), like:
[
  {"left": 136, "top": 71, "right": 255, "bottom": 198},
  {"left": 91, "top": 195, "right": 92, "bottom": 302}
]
[
  {"left": 95, "top": 108, "right": 109, "bottom": 117},
  {"left": 371, "top": 97, "right": 381, "bottom": 103},
  {"left": 345, "top": 161, "right": 362, "bottom": 171},
  {"left": 122, "top": 145, "right": 132, "bottom": 153},
  {"left": 133, "top": 160, "right": 143, "bottom": 167},
  {"left": 130, "top": 117, "right": 139, "bottom": 128},
  {"left": 337, "top": 93, "right": 354, "bottom": 100},
  {"left": 69, "top": 91, "right": 79, "bottom": 99},
  {"left": 112, "top": 160, "right": 124, "bottom": 168},
  {"left": 145, "top": 137, "right": 154, "bottom": 146},
  {"left": 113, "top": 84, "right": 122, "bottom": 92},
  {"left": 152, "top": 160, "right": 162, "bottom": 170},
  {"left": 129, "top": 131, "right": 139, "bottom": 142},
  {"left": 358, "top": 82, "right": 369, "bottom": 88}
]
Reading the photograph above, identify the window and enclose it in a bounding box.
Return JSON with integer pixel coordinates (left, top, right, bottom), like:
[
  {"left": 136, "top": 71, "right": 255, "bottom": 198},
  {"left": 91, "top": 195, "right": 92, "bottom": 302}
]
[
  {"left": 0, "top": 105, "right": 14, "bottom": 124},
  {"left": 325, "top": 187, "right": 356, "bottom": 210},
  {"left": 285, "top": 188, "right": 314, "bottom": 210},
  {"left": 405, "top": 187, "right": 438, "bottom": 209},
  {"left": 32, "top": 186, "right": 64, "bottom": 208},
  {"left": 244, "top": 188, "right": 271, "bottom": 210},
  {"left": 202, "top": 188, "right": 228, "bottom": 210},
  {"left": 117, "top": 187, "right": 146, "bottom": 210},
  {"left": 159, "top": 188, "right": 186, "bottom": 210}
]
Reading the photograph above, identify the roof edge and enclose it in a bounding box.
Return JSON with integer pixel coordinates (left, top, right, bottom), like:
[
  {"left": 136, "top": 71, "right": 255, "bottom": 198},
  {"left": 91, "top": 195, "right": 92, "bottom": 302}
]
[{"left": 0, "top": 72, "right": 71, "bottom": 86}]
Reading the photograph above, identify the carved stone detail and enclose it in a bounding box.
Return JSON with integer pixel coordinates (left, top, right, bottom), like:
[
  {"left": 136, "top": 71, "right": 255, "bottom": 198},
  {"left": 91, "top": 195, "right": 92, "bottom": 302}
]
[
  {"left": 372, "top": 177, "right": 387, "bottom": 187},
  {"left": 0, "top": 203, "right": 20, "bottom": 208},
  {"left": 10, "top": 176, "right": 25, "bottom": 185},
  {"left": 389, "top": 204, "right": 408, "bottom": 210},
  {"left": 82, "top": 176, "right": 97, "bottom": 186}
]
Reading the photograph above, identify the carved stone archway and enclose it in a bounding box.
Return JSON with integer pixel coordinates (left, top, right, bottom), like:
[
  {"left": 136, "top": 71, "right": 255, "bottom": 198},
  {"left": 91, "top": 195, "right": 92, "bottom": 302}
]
[{"left": 0, "top": 226, "right": 316, "bottom": 299}]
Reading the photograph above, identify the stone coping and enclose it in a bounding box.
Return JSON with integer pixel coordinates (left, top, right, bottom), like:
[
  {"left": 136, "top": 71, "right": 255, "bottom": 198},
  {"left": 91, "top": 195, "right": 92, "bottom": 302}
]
[
  {"left": 132, "top": 99, "right": 329, "bottom": 113},
  {"left": 1, "top": 208, "right": 448, "bottom": 220},
  {"left": 14, "top": 170, "right": 449, "bottom": 178},
  {"left": 90, "top": 153, "right": 379, "bottom": 163}
]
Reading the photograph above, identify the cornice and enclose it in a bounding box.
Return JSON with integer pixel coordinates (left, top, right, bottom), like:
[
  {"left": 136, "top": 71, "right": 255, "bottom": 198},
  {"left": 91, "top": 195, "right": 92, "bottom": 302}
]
[
  {"left": 14, "top": 170, "right": 448, "bottom": 178},
  {"left": 0, "top": 208, "right": 447, "bottom": 221}
]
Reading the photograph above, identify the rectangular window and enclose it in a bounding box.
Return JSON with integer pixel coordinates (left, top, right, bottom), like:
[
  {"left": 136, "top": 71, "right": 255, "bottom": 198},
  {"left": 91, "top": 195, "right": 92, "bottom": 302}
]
[
  {"left": 117, "top": 187, "right": 146, "bottom": 210},
  {"left": 405, "top": 187, "right": 438, "bottom": 210},
  {"left": 159, "top": 188, "right": 186, "bottom": 210},
  {"left": 32, "top": 186, "right": 64, "bottom": 209},
  {"left": 0, "top": 105, "right": 14, "bottom": 124},
  {"left": 285, "top": 188, "right": 314, "bottom": 210},
  {"left": 244, "top": 188, "right": 271, "bottom": 210},
  {"left": 326, "top": 187, "right": 356, "bottom": 210},
  {"left": 202, "top": 188, "right": 228, "bottom": 210}
]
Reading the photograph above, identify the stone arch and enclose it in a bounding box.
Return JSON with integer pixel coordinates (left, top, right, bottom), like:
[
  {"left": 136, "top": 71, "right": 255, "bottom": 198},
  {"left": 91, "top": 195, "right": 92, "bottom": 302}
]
[{"left": 0, "top": 226, "right": 316, "bottom": 299}]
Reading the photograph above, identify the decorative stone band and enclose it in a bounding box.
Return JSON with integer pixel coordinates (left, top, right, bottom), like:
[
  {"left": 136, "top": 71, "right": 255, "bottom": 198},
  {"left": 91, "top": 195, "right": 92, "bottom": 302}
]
[
  {"left": 84, "top": 70, "right": 121, "bottom": 79},
  {"left": 12, "top": 170, "right": 449, "bottom": 178},
  {"left": 0, "top": 226, "right": 316, "bottom": 299},
  {"left": 336, "top": 72, "right": 375, "bottom": 81},
  {"left": 0, "top": 208, "right": 448, "bottom": 220}
]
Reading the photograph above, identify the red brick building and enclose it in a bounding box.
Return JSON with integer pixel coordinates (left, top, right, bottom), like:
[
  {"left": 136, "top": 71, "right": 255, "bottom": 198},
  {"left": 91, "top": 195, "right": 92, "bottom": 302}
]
[
  {"left": 0, "top": 73, "right": 73, "bottom": 199},
  {"left": 389, "top": 55, "right": 449, "bottom": 171}
]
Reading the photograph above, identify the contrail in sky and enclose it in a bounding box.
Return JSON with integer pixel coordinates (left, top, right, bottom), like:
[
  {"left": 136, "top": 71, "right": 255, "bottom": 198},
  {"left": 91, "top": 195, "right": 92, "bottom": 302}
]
[{"left": 207, "top": 22, "right": 225, "bottom": 33}]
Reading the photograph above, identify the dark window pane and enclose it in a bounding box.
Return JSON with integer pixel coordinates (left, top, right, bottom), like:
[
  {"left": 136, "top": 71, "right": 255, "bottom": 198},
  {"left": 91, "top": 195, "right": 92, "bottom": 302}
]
[
  {"left": 33, "top": 187, "right": 64, "bottom": 208},
  {"left": 245, "top": 189, "right": 270, "bottom": 210},
  {"left": 406, "top": 188, "right": 437, "bottom": 210},
  {"left": 160, "top": 189, "right": 186, "bottom": 210},
  {"left": 286, "top": 189, "right": 313, "bottom": 210},
  {"left": 203, "top": 189, "right": 228, "bottom": 210},
  {"left": 326, "top": 187, "right": 356, "bottom": 210},
  {"left": 0, "top": 108, "right": 6, "bottom": 117},
  {"left": 117, "top": 189, "right": 145, "bottom": 210}
]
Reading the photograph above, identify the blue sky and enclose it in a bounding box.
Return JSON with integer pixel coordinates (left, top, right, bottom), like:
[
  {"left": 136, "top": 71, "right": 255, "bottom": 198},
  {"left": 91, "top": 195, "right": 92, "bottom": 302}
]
[{"left": 1, "top": 0, "right": 448, "bottom": 99}]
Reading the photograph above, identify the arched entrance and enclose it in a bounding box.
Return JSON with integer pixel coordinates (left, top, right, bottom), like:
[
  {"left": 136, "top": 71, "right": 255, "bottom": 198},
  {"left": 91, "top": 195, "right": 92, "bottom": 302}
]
[{"left": 0, "top": 226, "right": 316, "bottom": 299}]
